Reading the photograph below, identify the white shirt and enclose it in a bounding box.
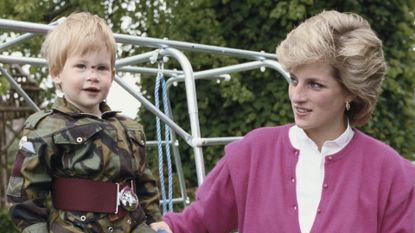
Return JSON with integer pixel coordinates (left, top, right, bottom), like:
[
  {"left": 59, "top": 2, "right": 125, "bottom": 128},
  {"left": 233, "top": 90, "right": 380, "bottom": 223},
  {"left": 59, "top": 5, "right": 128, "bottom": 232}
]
[{"left": 288, "top": 124, "right": 354, "bottom": 233}]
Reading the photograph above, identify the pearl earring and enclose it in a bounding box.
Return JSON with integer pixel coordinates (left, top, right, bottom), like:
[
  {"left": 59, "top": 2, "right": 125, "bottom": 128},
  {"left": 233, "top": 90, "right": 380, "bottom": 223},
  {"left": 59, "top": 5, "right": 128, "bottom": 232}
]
[{"left": 346, "top": 101, "right": 351, "bottom": 111}]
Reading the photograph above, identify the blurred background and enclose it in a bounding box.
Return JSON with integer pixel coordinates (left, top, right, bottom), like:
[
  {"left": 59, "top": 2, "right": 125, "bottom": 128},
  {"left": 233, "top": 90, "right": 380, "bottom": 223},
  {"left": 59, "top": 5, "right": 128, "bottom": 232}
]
[{"left": 0, "top": 0, "right": 414, "bottom": 231}]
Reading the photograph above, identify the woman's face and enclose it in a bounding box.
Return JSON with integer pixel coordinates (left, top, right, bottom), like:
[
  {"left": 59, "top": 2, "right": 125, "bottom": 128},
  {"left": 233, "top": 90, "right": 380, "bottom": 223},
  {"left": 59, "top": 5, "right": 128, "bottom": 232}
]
[{"left": 288, "top": 62, "right": 352, "bottom": 140}]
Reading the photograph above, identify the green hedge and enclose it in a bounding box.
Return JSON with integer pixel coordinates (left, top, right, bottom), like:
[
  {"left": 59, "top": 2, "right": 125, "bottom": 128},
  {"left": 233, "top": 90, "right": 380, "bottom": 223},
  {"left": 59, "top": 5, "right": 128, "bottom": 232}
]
[{"left": 0, "top": 209, "right": 18, "bottom": 233}]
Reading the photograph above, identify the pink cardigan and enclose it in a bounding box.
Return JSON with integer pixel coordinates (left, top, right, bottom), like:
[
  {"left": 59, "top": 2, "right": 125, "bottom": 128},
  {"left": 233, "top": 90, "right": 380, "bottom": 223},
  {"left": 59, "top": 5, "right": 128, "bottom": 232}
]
[{"left": 164, "top": 125, "right": 415, "bottom": 233}]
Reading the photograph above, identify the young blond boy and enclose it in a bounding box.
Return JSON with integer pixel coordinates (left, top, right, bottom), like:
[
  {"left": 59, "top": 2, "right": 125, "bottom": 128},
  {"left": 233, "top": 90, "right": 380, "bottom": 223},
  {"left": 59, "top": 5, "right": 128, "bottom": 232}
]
[{"left": 7, "top": 12, "right": 162, "bottom": 233}]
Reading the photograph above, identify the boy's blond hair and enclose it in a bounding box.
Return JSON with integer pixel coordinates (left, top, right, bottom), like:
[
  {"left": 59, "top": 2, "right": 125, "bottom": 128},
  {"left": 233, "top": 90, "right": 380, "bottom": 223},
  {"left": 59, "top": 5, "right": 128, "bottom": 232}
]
[
  {"left": 41, "top": 12, "right": 117, "bottom": 77},
  {"left": 276, "top": 10, "right": 386, "bottom": 126}
]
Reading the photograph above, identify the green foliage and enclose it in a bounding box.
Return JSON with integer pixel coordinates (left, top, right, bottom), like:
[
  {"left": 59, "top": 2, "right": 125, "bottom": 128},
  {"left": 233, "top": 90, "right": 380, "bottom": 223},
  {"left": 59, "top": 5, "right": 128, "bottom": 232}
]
[
  {"left": 0, "top": 209, "right": 18, "bottom": 233},
  {"left": 355, "top": 0, "right": 415, "bottom": 158},
  {"left": 0, "top": 77, "right": 10, "bottom": 94}
]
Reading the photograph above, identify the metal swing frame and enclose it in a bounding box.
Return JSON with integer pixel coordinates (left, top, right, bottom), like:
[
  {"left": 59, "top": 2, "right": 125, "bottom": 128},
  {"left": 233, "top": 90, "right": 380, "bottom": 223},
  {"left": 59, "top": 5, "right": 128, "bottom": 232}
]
[{"left": 0, "top": 17, "right": 290, "bottom": 207}]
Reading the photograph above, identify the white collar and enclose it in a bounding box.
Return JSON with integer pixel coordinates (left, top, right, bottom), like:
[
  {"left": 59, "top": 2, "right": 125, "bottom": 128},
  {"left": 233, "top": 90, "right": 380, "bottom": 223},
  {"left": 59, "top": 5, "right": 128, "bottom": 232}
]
[{"left": 289, "top": 122, "right": 354, "bottom": 156}]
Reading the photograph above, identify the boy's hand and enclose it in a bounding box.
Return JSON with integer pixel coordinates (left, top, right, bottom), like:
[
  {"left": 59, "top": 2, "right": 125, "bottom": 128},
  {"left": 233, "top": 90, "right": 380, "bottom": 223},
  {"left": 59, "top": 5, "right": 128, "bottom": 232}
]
[{"left": 150, "top": 221, "right": 173, "bottom": 233}]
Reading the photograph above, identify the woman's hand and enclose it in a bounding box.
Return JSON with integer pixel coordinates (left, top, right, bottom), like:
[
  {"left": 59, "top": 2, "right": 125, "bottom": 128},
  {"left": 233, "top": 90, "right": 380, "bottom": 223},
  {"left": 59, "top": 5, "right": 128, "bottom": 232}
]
[{"left": 150, "top": 221, "right": 173, "bottom": 233}]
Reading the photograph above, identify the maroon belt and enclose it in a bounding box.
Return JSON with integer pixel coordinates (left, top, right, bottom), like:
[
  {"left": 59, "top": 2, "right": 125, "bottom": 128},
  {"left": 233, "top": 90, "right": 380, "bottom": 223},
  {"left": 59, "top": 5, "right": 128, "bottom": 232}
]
[{"left": 52, "top": 177, "right": 140, "bottom": 220}]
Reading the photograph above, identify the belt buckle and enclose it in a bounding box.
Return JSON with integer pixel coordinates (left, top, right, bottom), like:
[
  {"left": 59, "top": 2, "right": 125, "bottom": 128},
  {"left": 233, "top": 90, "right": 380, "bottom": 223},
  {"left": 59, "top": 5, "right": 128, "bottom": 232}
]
[{"left": 116, "top": 181, "right": 139, "bottom": 213}]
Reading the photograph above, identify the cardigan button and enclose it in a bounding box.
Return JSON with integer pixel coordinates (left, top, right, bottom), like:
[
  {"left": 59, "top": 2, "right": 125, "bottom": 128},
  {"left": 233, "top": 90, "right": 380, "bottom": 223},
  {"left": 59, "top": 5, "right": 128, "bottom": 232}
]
[
  {"left": 327, "top": 156, "right": 333, "bottom": 161},
  {"left": 293, "top": 205, "right": 297, "bottom": 211},
  {"left": 291, "top": 177, "right": 295, "bottom": 183},
  {"left": 323, "top": 183, "right": 328, "bottom": 188},
  {"left": 317, "top": 208, "right": 322, "bottom": 214}
]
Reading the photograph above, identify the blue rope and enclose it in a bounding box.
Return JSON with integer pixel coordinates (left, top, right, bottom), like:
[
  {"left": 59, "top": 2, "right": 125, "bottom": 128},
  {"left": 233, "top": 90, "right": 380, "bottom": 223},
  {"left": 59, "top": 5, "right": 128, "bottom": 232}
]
[
  {"left": 154, "top": 67, "right": 173, "bottom": 214},
  {"left": 161, "top": 76, "right": 174, "bottom": 212}
]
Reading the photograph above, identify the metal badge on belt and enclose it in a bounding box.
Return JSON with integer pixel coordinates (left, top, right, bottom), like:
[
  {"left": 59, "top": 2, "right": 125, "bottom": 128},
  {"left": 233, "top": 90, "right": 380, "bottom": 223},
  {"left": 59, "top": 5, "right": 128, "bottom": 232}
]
[
  {"left": 116, "top": 180, "right": 139, "bottom": 213},
  {"left": 119, "top": 185, "right": 139, "bottom": 211}
]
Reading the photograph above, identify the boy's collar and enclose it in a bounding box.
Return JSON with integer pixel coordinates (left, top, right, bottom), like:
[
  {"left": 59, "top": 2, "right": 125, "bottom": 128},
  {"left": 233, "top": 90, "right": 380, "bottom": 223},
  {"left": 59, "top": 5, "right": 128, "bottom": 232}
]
[{"left": 52, "top": 97, "right": 120, "bottom": 118}]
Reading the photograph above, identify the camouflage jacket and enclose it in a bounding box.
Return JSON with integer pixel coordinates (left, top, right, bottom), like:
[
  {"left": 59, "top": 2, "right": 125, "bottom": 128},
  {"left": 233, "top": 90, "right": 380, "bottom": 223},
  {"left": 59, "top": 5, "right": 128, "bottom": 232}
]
[{"left": 7, "top": 97, "right": 161, "bottom": 233}]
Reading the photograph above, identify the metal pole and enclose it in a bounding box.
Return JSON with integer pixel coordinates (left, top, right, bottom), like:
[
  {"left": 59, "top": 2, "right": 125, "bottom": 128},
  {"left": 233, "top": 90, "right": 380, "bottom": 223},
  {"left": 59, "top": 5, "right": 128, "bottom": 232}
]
[
  {"left": 115, "top": 33, "right": 277, "bottom": 60},
  {"left": 198, "top": 136, "right": 243, "bottom": 146},
  {"left": 160, "top": 48, "right": 206, "bottom": 185},
  {"left": 165, "top": 59, "right": 290, "bottom": 90},
  {"left": 165, "top": 74, "right": 229, "bottom": 90},
  {"left": 175, "top": 61, "right": 265, "bottom": 79},
  {"left": 115, "top": 50, "right": 157, "bottom": 68},
  {"left": 165, "top": 100, "right": 189, "bottom": 208},
  {"left": 0, "top": 18, "right": 278, "bottom": 61},
  {"left": 0, "top": 55, "right": 46, "bottom": 66},
  {"left": 0, "top": 19, "right": 64, "bottom": 51},
  {"left": 118, "top": 66, "right": 182, "bottom": 77},
  {"left": 0, "top": 66, "right": 40, "bottom": 112},
  {"left": 262, "top": 59, "right": 290, "bottom": 82},
  {"left": 0, "top": 33, "right": 37, "bottom": 51},
  {"left": 0, "top": 18, "right": 52, "bottom": 33}
]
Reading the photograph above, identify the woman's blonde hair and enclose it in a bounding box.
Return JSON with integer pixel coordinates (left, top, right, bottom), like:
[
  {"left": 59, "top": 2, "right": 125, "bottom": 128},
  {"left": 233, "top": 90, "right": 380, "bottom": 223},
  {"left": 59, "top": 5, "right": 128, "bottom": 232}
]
[
  {"left": 276, "top": 10, "right": 386, "bottom": 126},
  {"left": 41, "top": 12, "right": 116, "bottom": 77}
]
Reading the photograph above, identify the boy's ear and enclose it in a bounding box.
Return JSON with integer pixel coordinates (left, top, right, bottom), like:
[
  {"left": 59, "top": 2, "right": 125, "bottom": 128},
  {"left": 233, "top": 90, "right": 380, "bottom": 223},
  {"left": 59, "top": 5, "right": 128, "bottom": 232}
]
[
  {"left": 112, "top": 68, "right": 116, "bottom": 80},
  {"left": 50, "top": 66, "right": 62, "bottom": 84}
]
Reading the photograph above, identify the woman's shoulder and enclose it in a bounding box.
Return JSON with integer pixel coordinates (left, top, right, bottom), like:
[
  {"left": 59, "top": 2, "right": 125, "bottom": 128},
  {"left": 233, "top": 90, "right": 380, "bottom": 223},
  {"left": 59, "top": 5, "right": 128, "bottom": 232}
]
[
  {"left": 354, "top": 130, "right": 415, "bottom": 176},
  {"left": 224, "top": 124, "right": 292, "bottom": 156},
  {"left": 354, "top": 130, "right": 403, "bottom": 158},
  {"left": 247, "top": 124, "right": 291, "bottom": 138}
]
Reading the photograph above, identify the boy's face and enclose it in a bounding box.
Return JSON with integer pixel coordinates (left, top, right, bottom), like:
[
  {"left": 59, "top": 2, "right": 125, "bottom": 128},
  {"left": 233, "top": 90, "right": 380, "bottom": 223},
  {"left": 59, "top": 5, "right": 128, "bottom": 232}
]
[{"left": 52, "top": 50, "right": 114, "bottom": 115}]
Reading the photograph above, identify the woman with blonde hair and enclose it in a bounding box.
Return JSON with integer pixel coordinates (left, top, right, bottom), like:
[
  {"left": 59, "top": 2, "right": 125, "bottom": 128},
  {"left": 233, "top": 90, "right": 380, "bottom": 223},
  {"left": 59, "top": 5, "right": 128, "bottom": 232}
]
[{"left": 153, "top": 10, "right": 415, "bottom": 233}]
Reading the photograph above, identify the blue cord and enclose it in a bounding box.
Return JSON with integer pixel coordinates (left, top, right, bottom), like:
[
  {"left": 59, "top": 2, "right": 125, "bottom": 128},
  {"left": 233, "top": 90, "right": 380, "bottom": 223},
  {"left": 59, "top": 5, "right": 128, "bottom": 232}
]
[
  {"left": 155, "top": 68, "right": 173, "bottom": 214},
  {"left": 161, "top": 76, "right": 174, "bottom": 212}
]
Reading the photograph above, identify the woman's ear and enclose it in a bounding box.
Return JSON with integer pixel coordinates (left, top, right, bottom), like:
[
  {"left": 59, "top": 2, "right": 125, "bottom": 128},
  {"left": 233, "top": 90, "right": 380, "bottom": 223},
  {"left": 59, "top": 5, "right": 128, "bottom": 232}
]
[
  {"left": 344, "top": 90, "right": 356, "bottom": 103},
  {"left": 346, "top": 94, "right": 356, "bottom": 104}
]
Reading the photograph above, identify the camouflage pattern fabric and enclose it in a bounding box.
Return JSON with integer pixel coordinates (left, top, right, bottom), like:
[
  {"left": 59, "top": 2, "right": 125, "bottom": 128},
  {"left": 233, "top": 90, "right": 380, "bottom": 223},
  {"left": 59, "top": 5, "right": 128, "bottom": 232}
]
[{"left": 7, "top": 97, "right": 161, "bottom": 233}]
